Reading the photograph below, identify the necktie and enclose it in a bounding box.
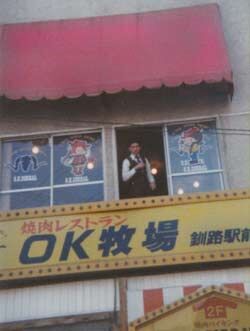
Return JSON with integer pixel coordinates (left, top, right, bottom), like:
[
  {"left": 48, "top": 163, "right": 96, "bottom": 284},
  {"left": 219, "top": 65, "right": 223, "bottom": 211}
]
[{"left": 135, "top": 155, "right": 141, "bottom": 163}]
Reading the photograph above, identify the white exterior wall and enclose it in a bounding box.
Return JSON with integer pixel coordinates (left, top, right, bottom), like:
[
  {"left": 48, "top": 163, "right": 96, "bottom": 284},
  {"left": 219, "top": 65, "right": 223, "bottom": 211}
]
[
  {"left": 127, "top": 267, "right": 250, "bottom": 322},
  {"left": 0, "top": 278, "right": 118, "bottom": 323}
]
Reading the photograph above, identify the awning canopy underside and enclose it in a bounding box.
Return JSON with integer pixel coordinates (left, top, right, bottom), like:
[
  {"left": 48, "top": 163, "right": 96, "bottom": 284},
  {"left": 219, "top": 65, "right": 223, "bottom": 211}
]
[{"left": 0, "top": 4, "right": 233, "bottom": 100}]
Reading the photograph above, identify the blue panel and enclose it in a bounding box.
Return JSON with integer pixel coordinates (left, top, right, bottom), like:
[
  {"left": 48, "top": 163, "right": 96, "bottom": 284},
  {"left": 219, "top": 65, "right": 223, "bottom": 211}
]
[
  {"left": 0, "top": 190, "right": 50, "bottom": 211},
  {"left": 53, "top": 133, "right": 103, "bottom": 185},
  {"left": 2, "top": 139, "right": 50, "bottom": 190},
  {"left": 168, "top": 121, "right": 221, "bottom": 174},
  {"left": 53, "top": 183, "right": 104, "bottom": 205},
  {"left": 172, "top": 173, "right": 222, "bottom": 195}
]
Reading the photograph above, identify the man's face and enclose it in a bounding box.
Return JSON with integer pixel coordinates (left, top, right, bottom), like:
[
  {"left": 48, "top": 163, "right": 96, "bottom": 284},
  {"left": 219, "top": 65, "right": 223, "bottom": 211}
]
[{"left": 129, "top": 143, "right": 141, "bottom": 155}]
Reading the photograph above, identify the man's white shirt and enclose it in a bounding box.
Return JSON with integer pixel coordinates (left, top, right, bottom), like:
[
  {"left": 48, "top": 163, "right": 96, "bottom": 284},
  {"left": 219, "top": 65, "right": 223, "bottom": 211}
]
[{"left": 122, "top": 154, "right": 155, "bottom": 183}]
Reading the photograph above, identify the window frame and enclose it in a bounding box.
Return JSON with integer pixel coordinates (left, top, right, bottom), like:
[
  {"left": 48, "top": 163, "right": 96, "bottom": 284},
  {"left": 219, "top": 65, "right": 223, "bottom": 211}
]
[
  {"left": 114, "top": 116, "right": 226, "bottom": 199},
  {"left": 164, "top": 119, "right": 225, "bottom": 195},
  {"left": 0, "top": 129, "right": 106, "bottom": 210}
]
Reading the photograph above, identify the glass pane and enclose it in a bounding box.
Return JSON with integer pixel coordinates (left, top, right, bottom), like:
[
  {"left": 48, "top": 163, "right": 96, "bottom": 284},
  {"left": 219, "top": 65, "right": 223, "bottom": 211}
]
[
  {"left": 0, "top": 190, "right": 50, "bottom": 211},
  {"left": 53, "top": 133, "right": 103, "bottom": 185},
  {"left": 1, "top": 138, "right": 50, "bottom": 191},
  {"left": 167, "top": 121, "right": 221, "bottom": 174},
  {"left": 172, "top": 173, "right": 222, "bottom": 195},
  {"left": 53, "top": 184, "right": 104, "bottom": 205}
]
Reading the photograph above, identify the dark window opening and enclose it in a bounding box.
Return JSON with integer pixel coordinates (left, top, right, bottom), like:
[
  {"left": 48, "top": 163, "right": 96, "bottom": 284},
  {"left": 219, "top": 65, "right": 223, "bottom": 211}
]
[{"left": 116, "top": 126, "right": 168, "bottom": 199}]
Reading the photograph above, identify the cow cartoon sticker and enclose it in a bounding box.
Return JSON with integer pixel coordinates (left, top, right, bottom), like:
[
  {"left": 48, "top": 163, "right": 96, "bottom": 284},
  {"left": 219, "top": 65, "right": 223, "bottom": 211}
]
[
  {"left": 168, "top": 122, "right": 220, "bottom": 174},
  {"left": 178, "top": 126, "right": 204, "bottom": 165},
  {"left": 53, "top": 133, "right": 103, "bottom": 186},
  {"left": 61, "top": 139, "right": 95, "bottom": 177}
]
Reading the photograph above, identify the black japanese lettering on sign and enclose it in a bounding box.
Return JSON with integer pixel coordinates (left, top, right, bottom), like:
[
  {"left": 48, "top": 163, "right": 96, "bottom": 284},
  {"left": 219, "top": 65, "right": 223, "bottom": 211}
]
[{"left": 19, "top": 220, "right": 179, "bottom": 264}]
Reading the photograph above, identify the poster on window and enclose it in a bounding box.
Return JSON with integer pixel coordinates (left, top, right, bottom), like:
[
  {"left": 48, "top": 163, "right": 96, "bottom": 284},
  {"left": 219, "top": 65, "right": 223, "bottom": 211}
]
[
  {"left": 167, "top": 121, "right": 221, "bottom": 174},
  {"left": 2, "top": 139, "right": 50, "bottom": 190},
  {"left": 53, "top": 133, "right": 103, "bottom": 185}
]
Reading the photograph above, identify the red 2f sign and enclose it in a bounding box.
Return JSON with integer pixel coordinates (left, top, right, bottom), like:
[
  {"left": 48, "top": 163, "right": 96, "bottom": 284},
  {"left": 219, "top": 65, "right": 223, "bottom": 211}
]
[{"left": 193, "top": 297, "right": 237, "bottom": 318}]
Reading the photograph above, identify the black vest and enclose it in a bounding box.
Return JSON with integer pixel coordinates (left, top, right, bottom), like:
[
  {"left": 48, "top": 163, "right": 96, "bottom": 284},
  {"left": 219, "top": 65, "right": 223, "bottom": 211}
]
[
  {"left": 127, "top": 156, "right": 148, "bottom": 184},
  {"left": 124, "top": 156, "right": 150, "bottom": 197}
]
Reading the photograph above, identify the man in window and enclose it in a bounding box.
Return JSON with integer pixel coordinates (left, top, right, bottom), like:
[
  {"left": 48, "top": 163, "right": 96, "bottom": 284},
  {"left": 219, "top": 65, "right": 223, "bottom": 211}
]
[{"left": 122, "top": 141, "right": 156, "bottom": 198}]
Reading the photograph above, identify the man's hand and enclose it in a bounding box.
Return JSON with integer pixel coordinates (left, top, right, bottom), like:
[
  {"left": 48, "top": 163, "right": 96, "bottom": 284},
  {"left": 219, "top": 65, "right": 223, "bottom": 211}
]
[
  {"left": 134, "top": 162, "right": 145, "bottom": 170},
  {"left": 150, "top": 182, "right": 156, "bottom": 190}
]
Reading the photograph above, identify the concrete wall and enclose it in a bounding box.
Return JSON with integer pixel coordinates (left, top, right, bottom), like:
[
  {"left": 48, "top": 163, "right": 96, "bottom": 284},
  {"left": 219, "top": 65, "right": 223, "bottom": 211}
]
[{"left": 0, "top": 0, "right": 250, "bottom": 199}]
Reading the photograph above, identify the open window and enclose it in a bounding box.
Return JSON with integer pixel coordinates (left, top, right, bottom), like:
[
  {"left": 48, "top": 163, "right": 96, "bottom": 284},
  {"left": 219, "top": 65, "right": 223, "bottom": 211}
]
[
  {"left": 116, "top": 120, "right": 224, "bottom": 199},
  {"left": 116, "top": 126, "right": 168, "bottom": 199}
]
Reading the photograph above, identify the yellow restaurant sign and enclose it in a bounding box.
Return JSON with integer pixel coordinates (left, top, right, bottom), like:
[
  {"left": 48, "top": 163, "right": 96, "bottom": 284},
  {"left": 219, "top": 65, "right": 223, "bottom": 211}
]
[
  {"left": 0, "top": 190, "right": 249, "bottom": 282},
  {"left": 129, "top": 286, "right": 250, "bottom": 331}
]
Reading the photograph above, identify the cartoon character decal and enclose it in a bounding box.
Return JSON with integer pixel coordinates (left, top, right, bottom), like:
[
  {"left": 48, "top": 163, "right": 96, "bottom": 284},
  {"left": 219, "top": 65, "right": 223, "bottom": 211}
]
[
  {"left": 178, "top": 126, "right": 203, "bottom": 165},
  {"left": 61, "top": 139, "right": 94, "bottom": 176},
  {"left": 168, "top": 122, "right": 219, "bottom": 174}
]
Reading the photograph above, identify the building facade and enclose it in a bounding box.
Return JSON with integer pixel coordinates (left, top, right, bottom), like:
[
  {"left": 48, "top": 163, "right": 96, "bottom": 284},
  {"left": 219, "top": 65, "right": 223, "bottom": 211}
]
[{"left": 0, "top": 0, "right": 250, "bottom": 330}]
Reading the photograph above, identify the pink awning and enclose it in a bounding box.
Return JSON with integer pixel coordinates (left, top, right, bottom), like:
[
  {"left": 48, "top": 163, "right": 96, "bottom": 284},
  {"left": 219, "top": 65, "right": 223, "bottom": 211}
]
[{"left": 0, "top": 4, "right": 233, "bottom": 100}]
